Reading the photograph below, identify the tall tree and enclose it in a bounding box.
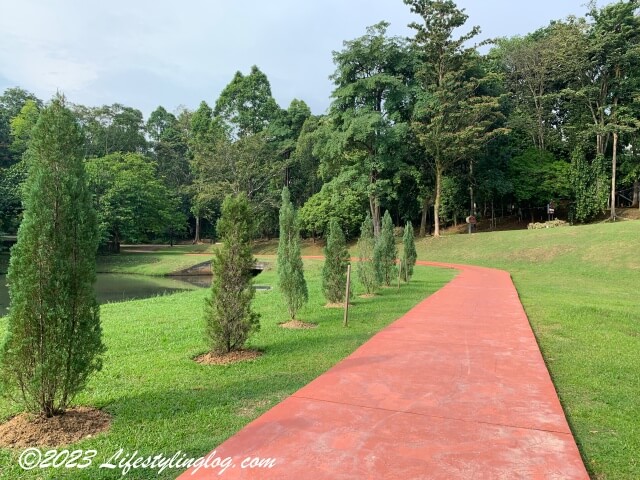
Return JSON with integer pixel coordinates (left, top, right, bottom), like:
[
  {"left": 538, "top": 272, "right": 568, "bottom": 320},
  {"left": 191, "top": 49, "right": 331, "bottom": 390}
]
[
  {"left": 277, "top": 187, "right": 308, "bottom": 320},
  {"left": 214, "top": 66, "right": 281, "bottom": 138},
  {"left": 73, "top": 103, "right": 147, "bottom": 158},
  {"left": 571, "top": 1, "right": 640, "bottom": 219},
  {"left": 494, "top": 21, "right": 586, "bottom": 153},
  {"left": 86, "top": 153, "right": 185, "bottom": 251},
  {"left": 188, "top": 101, "right": 225, "bottom": 242},
  {"left": 9, "top": 99, "right": 41, "bottom": 159},
  {"left": 322, "top": 218, "right": 350, "bottom": 304},
  {"left": 570, "top": 147, "right": 609, "bottom": 223},
  {"left": 205, "top": 193, "right": 260, "bottom": 353},
  {"left": 0, "top": 97, "right": 104, "bottom": 417},
  {"left": 289, "top": 115, "right": 323, "bottom": 207},
  {"left": 323, "top": 22, "right": 413, "bottom": 236},
  {"left": 0, "top": 87, "right": 41, "bottom": 167},
  {"left": 405, "top": 0, "right": 505, "bottom": 237}
]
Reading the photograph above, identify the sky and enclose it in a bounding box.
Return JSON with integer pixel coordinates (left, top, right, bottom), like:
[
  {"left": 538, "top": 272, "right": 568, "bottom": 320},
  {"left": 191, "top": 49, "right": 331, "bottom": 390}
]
[{"left": 0, "top": 0, "right": 609, "bottom": 118}]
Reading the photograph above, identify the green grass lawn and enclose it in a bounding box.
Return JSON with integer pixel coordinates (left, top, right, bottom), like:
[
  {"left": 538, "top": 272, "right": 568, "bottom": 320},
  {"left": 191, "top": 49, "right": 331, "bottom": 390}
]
[
  {"left": 416, "top": 221, "right": 640, "bottom": 480},
  {"left": 0, "top": 259, "right": 453, "bottom": 479},
  {"left": 96, "top": 244, "right": 215, "bottom": 276}
]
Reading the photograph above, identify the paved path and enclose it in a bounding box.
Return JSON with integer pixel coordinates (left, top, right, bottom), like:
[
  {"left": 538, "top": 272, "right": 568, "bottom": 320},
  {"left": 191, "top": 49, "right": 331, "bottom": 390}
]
[{"left": 178, "top": 262, "right": 588, "bottom": 479}]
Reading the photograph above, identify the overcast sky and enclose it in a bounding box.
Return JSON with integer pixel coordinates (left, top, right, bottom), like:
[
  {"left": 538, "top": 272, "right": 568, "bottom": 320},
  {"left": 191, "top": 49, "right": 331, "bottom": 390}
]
[{"left": 0, "top": 0, "right": 608, "bottom": 118}]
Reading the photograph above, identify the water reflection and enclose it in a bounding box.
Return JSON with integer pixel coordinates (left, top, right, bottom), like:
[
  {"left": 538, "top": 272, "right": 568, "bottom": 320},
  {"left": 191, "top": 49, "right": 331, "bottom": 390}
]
[{"left": 0, "top": 274, "right": 271, "bottom": 316}]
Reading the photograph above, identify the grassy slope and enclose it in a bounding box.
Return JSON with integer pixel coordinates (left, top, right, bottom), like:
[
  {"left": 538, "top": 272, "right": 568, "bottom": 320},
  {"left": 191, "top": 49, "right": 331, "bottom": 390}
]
[
  {"left": 96, "top": 244, "right": 215, "bottom": 276},
  {"left": 416, "top": 221, "right": 640, "bottom": 480},
  {"left": 2, "top": 245, "right": 214, "bottom": 276},
  {"left": 0, "top": 260, "right": 453, "bottom": 479}
]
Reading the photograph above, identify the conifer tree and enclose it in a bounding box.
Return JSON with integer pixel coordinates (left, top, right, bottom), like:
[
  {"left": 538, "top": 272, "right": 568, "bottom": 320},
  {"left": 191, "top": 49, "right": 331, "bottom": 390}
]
[
  {"left": 322, "top": 218, "right": 350, "bottom": 303},
  {"left": 205, "top": 193, "right": 260, "bottom": 353},
  {"left": 356, "top": 214, "right": 379, "bottom": 295},
  {"left": 0, "top": 96, "right": 104, "bottom": 417},
  {"left": 277, "top": 187, "right": 308, "bottom": 320},
  {"left": 402, "top": 221, "right": 417, "bottom": 282},
  {"left": 374, "top": 211, "right": 398, "bottom": 286}
]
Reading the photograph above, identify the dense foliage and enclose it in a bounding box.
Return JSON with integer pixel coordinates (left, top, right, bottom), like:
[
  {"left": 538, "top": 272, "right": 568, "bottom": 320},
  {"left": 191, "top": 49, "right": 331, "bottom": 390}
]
[
  {"left": 1, "top": 0, "right": 639, "bottom": 242},
  {"left": 322, "top": 218, "right": 350, "bottom": 304},
  {"left": 277, "top": 187, "right": 308, "bottom": 320},
  {"left": 356, "top": 214, "right": 379, "bottom": 295},
  {"left": 0, "top": 98, "right": 104, "bottom": 417},
  {"left": 374, "top": 211, "right": 398, "bottom": 286},
  {"left": 402, "top": 221, "right": 417, "bottom": 282},
  {"left": 205, "top": 194, "right": 260, "bottom": 353}
]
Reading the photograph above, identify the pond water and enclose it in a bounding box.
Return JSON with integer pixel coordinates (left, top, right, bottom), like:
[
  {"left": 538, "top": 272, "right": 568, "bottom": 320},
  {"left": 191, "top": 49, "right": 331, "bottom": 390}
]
[{"left": 0, "top": 274, "right": 213, "bottom": 316}]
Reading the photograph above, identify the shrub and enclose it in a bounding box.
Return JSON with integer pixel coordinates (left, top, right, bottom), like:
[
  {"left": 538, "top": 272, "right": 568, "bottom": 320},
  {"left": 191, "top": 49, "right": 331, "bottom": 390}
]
[
  {"left": 322, "top": 218, "right": 350, "bottom": 303},
  {"left": 205, "top": 193, "right": 260, "bottom": 353},
  {"left": 277, "top": 187, "right": 308, "bottom": 320},
  {"left": 356, "top": 214, "right": 379, "bottom": 295},
  {"left": 401, "top": 221, "right": 417, "bottom": 282},
  {"left": 374, "top": 211, "right": 398, "bottom": 286}
]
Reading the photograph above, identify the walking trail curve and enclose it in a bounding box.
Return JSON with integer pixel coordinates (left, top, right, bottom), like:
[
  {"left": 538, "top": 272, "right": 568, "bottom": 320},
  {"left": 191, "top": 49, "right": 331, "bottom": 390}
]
[{"left": 178, "top": 261, "right": 589, "bottom": 479}]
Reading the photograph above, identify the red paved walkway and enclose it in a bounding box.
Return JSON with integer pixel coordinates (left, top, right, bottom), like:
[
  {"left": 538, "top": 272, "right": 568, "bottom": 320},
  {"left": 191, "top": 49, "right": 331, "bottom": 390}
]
[{"left": 178, "top": 262, "right": 588, "bottom": 479}]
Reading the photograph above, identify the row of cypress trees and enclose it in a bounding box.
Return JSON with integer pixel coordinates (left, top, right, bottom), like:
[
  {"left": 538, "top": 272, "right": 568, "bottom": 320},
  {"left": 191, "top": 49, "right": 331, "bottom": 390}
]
[
  {"left": 357, "top": 211, "right": 417, "bottom": 295},
  {"left": 277, "top": 188, "right": 418, "bottom": 314}
]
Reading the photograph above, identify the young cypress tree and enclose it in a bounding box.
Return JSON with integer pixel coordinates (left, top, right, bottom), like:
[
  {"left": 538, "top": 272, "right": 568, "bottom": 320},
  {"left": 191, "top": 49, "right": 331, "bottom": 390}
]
[
  {"left": 356, "top": 214, "right": 379, "bottom": 295},
  {"left": 373, "top": 211, "right": 398, "bottom": 286},
  {"left": 402, "top": 221, "right": 417, "bottom": 282},
  {"left": 322, "top": 218, "right": 350, "bottom": 304},
  {"left": 205, "top": 193, "right": 260, "bottom": 353},
  {"left": 277, "top": 187, "right": 308, "bottom": 320},
  {"left": 0, "top": 96, "right": 104, "bottom": 417}
]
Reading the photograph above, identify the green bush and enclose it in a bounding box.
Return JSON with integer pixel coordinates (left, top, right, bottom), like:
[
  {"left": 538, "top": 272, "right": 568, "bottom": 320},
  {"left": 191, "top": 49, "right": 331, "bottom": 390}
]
[
  {"left": 205, "top": 193, "right": 260, "bottom": 353},
  {"left": 374, "top": 211, "right": 398, "bottom": 286},
  {"left": 322, "top": 218, "right": 350, "bottom": 303},
  {"left": 356, "top": 214, "right": 379, "bottom": 295},
  {"left": 277, "top": 187, "right": 308, "bottom": 320}
]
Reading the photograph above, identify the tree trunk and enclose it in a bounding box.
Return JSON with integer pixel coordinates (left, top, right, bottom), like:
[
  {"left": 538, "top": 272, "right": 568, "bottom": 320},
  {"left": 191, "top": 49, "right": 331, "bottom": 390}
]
[
  {"left": 469, "top": 160, "right": 475, "bottom": 216},
  {"left": 370, "top": 195, "right": 381, "bottom": 237},
  {"left": 419, "top": 196, "right": 428, "bottom": 237},
  {"left": 491, "top": 200, "right": 495, "bottom": 230},
  {"left": 632, "top": 180, "right": 639, "bottom": 209},
  {"left": 433, "top": 165, "right": 442, "bottom": 238},
  {"left": 194, "top": 216, "right": 201, "bottom": 243},
  {"left": 610, "top": 131, "right": 618, "bottom": 221}
]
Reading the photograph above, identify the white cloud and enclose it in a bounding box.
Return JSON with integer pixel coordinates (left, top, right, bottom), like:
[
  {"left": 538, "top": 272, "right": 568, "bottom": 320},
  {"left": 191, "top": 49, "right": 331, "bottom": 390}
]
[{"left": 0, "top": 0, "right": 612, "bottom": 117}]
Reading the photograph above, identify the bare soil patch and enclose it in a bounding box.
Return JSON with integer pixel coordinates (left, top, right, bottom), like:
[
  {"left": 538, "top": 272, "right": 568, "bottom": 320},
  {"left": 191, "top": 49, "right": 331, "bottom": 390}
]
[
  {"left": 324, "top": 302, "right": 346, "bottom": 309},
  {"left": 279, "top": 320, "right": 317, "bottom": 329},
  {"left": 358, "top": 294, "right": 376, "bottom": 299},
  {"left": 0, "top": 407, "right": 110, "bottom": 448},
  {"left": 194, "top": 349, "right": 262, "bottom": 365}
]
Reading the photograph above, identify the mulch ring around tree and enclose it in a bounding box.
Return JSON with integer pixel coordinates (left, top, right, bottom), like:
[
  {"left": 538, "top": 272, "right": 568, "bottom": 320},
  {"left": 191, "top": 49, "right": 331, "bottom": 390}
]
[
  {"left": 278, "top": 320, "right": 317, "bottom": 330},
  {"left": 194, "top": 349, "right": 262, "bottom": 366},
  {"left": 0, "top": 407, "right": 111, "bottom": 448}
]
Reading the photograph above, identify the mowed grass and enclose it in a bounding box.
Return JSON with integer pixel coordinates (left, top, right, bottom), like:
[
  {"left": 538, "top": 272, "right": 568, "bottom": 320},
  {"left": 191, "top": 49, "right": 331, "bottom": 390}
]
[
  {"left": 0, "top": 259, "right": 453, "bottom": 479},
  {"left": 96, "top": 244, "right": 215, "bottom": 276},
  {"left": 416, "top": 221, "right": 640, "bottom": 480}
]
